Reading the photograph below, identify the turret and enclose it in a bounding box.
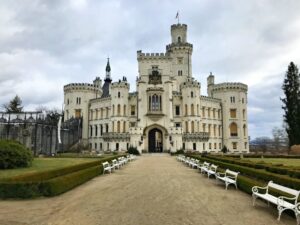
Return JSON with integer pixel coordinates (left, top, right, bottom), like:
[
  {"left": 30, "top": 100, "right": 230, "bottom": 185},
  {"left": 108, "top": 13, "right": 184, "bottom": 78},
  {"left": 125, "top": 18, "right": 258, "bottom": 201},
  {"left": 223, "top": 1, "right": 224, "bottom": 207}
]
[
  {"left": 207, "top": 72, "right": 215, "bottom": 97},
  {"left": 171, "top": 24, "right": 187, "bottom": 44}
]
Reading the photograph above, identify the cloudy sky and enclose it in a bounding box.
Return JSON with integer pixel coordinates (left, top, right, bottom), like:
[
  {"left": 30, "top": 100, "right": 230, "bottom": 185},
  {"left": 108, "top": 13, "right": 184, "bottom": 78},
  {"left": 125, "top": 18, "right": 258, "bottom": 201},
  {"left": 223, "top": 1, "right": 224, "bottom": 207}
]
[{"left": 0, "top": 0, "right": 300, "bottom": 139}]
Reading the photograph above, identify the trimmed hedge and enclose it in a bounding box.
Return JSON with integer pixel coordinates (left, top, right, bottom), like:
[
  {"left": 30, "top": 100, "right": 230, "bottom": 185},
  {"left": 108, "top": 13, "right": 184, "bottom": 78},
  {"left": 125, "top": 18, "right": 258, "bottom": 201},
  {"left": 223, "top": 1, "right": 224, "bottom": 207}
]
[
  {"left": 0, "top": 155, "right": 124, "bottom": 198},
  {"left": 204, "top": 155, "right": 300, "bottom": 179},
  {"left": 189, "top": 155, "right": 300, "bottom": 190},
  {"left": 1, "top": 155, "right": 124, "bottom": 182}
]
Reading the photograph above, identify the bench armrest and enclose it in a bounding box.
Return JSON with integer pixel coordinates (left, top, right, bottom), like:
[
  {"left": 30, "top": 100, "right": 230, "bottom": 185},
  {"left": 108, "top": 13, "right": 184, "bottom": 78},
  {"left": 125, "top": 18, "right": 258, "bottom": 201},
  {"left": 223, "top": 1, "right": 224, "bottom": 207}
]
[
  {"left": 216, "top": 172, "right": 225, "bottom": 177},
  {"left": 278, "top": 196, "right": 297, "bottom": 206},
  {"left": 252, "top": 186, "right": 268, "bottom": 194},
  {"left": 296, "top": 203, "right": 300, "bottom": 213}
]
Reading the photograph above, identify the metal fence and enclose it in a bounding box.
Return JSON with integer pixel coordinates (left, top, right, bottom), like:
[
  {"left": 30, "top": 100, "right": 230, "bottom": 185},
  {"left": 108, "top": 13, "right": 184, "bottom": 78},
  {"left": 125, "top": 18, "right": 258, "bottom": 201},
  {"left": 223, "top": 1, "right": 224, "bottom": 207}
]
[{"left": 0, "top": 112, "right": 82, "bottom": 155}]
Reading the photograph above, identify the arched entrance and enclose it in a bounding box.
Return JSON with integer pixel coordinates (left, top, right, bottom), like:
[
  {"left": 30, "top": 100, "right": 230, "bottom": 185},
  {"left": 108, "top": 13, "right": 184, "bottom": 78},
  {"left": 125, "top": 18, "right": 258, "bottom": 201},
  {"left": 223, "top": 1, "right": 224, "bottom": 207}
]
[{"left": 148, "top": 128, "right": 163, "bottom": 153}]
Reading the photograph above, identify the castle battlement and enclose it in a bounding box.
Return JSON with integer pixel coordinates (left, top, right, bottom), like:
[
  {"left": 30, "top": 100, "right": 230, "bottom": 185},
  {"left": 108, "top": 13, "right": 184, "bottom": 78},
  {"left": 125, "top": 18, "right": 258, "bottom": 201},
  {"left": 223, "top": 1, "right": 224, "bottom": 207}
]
[
  {"left": 212, "top": 82, "right": 248, "bottom": 92},
  {"left": 166, "top": 42, "right": 193, "bottom": 51},
  {"left": 64, "top": 83, "right": 101, "bottom": 92},
  {"left": 111, "top": 81, "right": 130, "bottom": 89},
  {"left": 180, "top": 80, "right": 200, "bottom": 89},
  {"left": 137, "top": 50, "right": 171, "bottom": 60},
  {"left": 171, "top": 23, "right": 187, "bottom": 29}
]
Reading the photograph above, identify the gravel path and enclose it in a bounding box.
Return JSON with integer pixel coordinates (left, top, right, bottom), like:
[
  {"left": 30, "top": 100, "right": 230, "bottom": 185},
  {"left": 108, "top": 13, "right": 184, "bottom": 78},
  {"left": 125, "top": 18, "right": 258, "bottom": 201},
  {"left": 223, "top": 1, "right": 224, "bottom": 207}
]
[{"left": 0, "top": 154, "right": 296, "bottom": 225}]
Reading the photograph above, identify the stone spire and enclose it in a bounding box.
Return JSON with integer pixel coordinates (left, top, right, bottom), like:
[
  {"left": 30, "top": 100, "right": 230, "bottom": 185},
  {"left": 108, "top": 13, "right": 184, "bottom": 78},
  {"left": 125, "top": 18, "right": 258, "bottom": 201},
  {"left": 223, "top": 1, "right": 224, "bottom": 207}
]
[{"left": 105, "top": 58, "right": 111, "bottom": 81}]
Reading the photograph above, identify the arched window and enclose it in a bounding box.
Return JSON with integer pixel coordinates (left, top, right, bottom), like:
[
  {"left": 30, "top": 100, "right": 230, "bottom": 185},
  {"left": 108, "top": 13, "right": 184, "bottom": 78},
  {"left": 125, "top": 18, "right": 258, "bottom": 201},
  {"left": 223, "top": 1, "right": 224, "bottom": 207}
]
[
  {"left": 191, "top": 121, "right": 195, "bottom": 133},
  {"left": 230, "top": 123, "right": 238, "bottom": 137},
  {"left": 106, "top": 124, "right": 109, "bottom": 132},
  {"left": 117, "top": 104, "right": 121, "bottom": 116},
  {"left": 90, "top": 126, "right": 93, "bottom": 137},
  {"left": 118, "top": 92, "right": 121, "bottom": 98},
  {"left": 185, "top": 121, "right": 189, "bottom": 133},
  {"left": 100, "top": 125, "right": 103, "bottom": 136},
  {"left": 243, "top": 124, "right": 246, "bottom": 136},
  {"left": 197, "top": 104, "right": 199, "bottom": 116},
  {"left": 123, "top": 105, "right": 126, "bottom": 116},
  {"left": 112, "top": 105, "right": 115, "bottom": 116},
  {"left": 117, "top": 121, "right": 120, "bottom": 133},
  {"left": 123, "top": 121, "right": 126, "bottom": 132},
  {"left": 150, "top": 94, "right": 161, "bottom": 111},
  {"left": 95, "top": 125, "right": 98, "bottom": 136},
  {"left": 191, "top": 104, "right": 194, "bottom": 116},
  {"left": 191, "top": 91, "right": 194, "bottom": 98},
  {"left": 178, "top": 36, "right": 181, "bottom": 43},
  {"left": 185, "top": 104, "right": 188, "bottom": 116},
  {"left": 112, "top": 121, "right": 115, "bottom": 132}
]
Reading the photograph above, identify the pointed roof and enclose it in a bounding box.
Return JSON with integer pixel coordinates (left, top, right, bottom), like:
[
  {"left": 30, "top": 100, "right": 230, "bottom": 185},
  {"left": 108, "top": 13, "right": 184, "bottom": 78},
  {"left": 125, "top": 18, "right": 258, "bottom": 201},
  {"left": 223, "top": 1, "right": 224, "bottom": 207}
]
[{"left": 106, "top": 58, "right": 111, "bottom": 72}]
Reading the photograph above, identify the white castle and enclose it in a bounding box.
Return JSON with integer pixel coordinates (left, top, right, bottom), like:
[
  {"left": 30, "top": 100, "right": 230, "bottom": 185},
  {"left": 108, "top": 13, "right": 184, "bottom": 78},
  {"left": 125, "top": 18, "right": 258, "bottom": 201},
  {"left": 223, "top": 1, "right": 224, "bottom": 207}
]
[{"left": 63, "top": 23, "right": 249, "bottom": 153}]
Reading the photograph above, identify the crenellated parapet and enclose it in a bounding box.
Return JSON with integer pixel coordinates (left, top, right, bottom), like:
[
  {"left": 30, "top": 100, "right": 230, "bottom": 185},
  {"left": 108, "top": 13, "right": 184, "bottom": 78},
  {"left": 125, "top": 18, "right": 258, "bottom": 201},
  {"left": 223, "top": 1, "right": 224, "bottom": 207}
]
[
  {"left": 111, "top": 81, "right": 130, "bottom": 89},
  {"left": 137, "top": 50, "right": 172, "bottom": 61},
  {"left": 212, "top": 82, "right": 248, "bottom": 92},
  {"left": 166, "top": 42, "right": 193, "bottom": 52},
  {"left": 64, "top": 83, "right": 101, "bottom": 93},
  {"left": 180, "top": 79, "right": 201, "bottom": 89}
]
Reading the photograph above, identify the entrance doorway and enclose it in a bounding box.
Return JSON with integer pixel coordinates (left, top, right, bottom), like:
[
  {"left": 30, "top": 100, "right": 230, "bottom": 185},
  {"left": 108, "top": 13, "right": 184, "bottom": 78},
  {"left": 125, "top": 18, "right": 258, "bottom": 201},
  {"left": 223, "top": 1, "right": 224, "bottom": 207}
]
[{"left": 148, "top": 128, "right": 163, "bottom": 153}]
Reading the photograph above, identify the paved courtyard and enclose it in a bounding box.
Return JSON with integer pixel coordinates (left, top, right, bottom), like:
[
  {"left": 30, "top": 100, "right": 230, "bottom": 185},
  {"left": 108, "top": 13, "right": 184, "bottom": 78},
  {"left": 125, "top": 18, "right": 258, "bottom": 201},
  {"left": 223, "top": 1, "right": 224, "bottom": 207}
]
[{"left": 0, "top": 154, "right": 296, "bottom": 225}]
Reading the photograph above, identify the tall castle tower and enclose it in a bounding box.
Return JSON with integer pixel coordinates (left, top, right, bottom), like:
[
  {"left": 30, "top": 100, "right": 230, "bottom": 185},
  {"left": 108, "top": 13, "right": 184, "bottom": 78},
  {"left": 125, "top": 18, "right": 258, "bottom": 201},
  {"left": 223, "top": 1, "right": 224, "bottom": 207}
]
[{"left": 167, "top": 24, "right": 193, "bottom": 85}]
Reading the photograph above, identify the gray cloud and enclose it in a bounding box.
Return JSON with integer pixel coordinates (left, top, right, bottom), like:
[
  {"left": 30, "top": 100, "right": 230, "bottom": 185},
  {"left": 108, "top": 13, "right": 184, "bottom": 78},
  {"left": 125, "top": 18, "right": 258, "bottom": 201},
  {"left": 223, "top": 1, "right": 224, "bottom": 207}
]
[{"left": 0, "top": 0, "right": 300, "bottom": 138}]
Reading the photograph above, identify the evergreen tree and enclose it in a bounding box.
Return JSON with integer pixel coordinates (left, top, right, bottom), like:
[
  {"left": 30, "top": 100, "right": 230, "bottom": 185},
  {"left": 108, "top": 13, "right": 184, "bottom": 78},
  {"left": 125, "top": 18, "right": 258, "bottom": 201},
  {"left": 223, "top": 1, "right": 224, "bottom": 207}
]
[
  {"left": 4, "top": 95, "right": 23, "bottom": 113},
  {"left": 281, "top": 62, "right": 300, "bottom": 146}
]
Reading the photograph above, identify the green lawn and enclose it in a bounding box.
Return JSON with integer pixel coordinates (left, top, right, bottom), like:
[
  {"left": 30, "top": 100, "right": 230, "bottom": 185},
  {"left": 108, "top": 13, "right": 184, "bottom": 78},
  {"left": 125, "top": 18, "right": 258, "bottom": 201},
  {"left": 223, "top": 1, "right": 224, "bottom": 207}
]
[
  {"left": 244, "top": 158, "right": 300, "bottom": 167},
  {"left": 0, "top": 158, "right": 99, "bottom": 180}
]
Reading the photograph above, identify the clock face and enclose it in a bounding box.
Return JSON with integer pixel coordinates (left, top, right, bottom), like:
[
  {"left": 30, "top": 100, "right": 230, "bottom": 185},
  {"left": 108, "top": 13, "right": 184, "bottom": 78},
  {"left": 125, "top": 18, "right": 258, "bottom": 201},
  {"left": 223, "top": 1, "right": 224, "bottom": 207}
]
[{"left": 149, "top": 70, "right": 162, "bottom": 84}]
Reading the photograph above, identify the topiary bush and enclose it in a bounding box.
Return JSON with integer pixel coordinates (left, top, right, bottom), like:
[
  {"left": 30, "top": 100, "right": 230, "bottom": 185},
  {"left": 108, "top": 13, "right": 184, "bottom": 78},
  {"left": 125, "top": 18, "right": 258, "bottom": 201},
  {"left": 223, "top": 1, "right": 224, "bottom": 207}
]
[
  {"left": 0, "top": 140, "right": 33, "bottom": 169},
  {"left": 127, "top": 146, "right": 140, "bottom": 155}
]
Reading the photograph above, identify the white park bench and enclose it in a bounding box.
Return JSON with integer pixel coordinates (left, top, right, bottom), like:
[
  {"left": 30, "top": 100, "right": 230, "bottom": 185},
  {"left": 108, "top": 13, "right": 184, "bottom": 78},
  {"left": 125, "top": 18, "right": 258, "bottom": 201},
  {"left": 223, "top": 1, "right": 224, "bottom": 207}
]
[
  {"left": 252, "top": 181, "right": 300, "bottom": 224},
  {"left": 189, "top": 159, "right": 199, "bottom": 169},
  {"left": 112, "top": 159, "right": 121, "bottom": 170},
  {"left": 207, "top": 164, "right": 218, "bottom": 178},
  {"left": 216, "top": 169, "right": 239, "bottom": 190},
  {"left": 102, "top": 161, "right": 113, "bottom": 174},
  {"left": 198, "top": 162, "right": 210, "bottom": 174}
]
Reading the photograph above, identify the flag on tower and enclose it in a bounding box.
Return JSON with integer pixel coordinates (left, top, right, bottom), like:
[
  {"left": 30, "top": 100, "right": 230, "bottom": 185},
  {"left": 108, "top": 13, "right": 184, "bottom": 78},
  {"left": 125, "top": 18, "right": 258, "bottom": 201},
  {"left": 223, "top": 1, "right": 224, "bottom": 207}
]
[{"left": 175, "top": 11, "right": 179, "bottom": 19}]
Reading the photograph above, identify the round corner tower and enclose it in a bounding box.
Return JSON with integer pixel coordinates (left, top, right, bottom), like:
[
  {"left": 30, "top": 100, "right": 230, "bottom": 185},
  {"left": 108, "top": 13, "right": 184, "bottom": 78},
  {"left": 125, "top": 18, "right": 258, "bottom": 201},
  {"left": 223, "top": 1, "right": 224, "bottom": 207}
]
[{"left": 210, "top": 82, "right": 248, "bottom": 152}]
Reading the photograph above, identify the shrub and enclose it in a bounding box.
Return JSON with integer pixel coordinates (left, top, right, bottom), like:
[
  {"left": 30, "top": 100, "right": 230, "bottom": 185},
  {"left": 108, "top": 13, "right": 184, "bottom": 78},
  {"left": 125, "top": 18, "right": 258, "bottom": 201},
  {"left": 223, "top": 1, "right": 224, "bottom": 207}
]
[
  {"left": 0, "top": 140, "right": 33, "bottom": 169},
  {"left": 174, "top": 149, "right": 184, "bottom": 155},
  {"left": 221, "top": 145, "right": 228, "bottom": 154},
  {"left": 127, "top": 146, "right": 140, "bottom": 155}
]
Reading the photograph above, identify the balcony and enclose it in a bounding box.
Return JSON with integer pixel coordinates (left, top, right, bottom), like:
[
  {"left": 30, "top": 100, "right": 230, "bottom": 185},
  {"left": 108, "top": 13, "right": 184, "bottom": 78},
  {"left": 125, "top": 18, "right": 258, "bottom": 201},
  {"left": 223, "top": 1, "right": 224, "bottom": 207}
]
[
  {"left": 103, "top": 132, "right": 130, "bottom": 141},
  {"left": 183, "top": 132, "right": 209, "bottom": 142}
]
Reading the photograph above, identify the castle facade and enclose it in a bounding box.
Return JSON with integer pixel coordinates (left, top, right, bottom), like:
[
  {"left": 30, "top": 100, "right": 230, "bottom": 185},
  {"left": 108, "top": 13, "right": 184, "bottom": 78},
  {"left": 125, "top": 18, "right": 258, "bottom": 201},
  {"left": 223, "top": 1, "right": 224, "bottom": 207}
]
[{"left": 63, "top": 23, "right": 249, "bottom": 153}]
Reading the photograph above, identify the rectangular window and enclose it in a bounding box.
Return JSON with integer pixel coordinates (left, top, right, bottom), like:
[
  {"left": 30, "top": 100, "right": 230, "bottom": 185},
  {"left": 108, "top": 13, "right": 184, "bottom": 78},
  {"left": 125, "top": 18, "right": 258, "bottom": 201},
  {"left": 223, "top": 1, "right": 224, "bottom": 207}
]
[
  {"left": 214, "top": 143, "right": 216, "bottom": 149},
  {"left": 230, "top": 96, "right": 235, "bottom": 103},
  {"left": 175, "top": 123, "right": 181, "bottom": 128},
  {"left": 95, "top": 143, "right": 97, "bottom": 149},
  {"left": 230, "top": 109, "right": 237, "bottom": 118},
  {"left": 193, "top": 143, "right": 196, "bottom": 150},
  {"left": 175, "top": 105, "right": 180, "bottom": 116},
  {"left": 209, "top": 143, "right": 212, "bottom": 149},
  {"left": 130, "top": 122, "right": 136, "bottom": 127},
  {"left": 202, "top": 107, "right": 205, "bottom": 117},
  {"left": 219, "top": 143, "right": 221, "bottom": 149},
  {"left": 213, "top": 109, "right": 215, "bottom": 118},
  {"left": 183, "top": 143, "right": 185, "bottom": 150},
  {"left": 178, "top": 70, "right": 183, "bottom": 76},
  {"left": 203, "top": 143, "right": 205, "bottom": 150},
  {"left": 131, "top": 105, "right": 135, "bottom": 115},
  {"left": 207, "top": 108, "right": 211, "bottom": 118},
  {"left": 244, "top": 142, "right": 247, "bottom": 149},
  {"left": 243, "top": 109, "right": 246, "bottom": 119}
]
